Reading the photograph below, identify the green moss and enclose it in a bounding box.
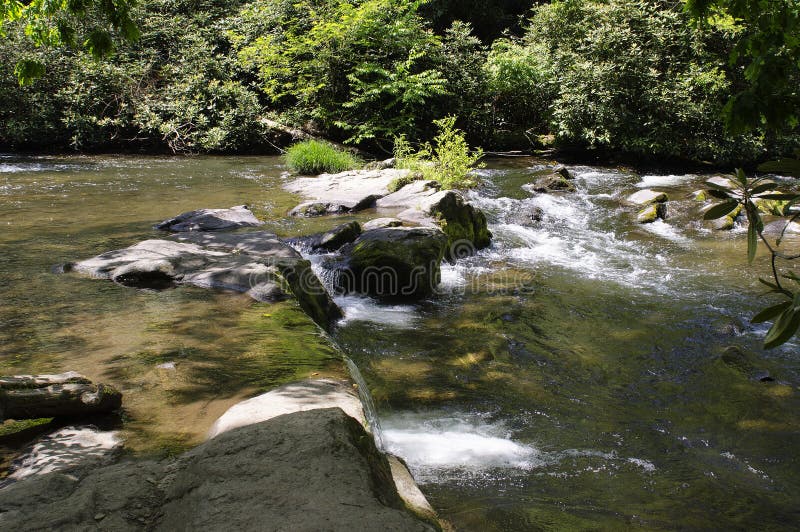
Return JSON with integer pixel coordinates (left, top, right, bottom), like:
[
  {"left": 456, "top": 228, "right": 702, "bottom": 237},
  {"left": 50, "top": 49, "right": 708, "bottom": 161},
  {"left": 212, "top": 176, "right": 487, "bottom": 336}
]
[
  {"left": 387, "top": 172, "right": 423, "bottom": 193},
  {"left": 0, "top": 418, "right": 53, "bottom": 438},
  {"left": 285, "top": 140, "right": 361, "bottom": 175}
]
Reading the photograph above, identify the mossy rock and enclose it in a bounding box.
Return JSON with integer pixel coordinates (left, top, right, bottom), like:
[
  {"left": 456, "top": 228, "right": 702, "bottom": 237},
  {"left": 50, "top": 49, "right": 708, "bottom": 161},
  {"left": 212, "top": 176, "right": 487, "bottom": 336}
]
[
  {"left": 636, "top": 202, "right": 667, "bottom": 224},
  {"left": 335, "top": 227, "right": 448, "bottom": 299},
  {"left": 420, "top": 191, "right": 492, "bottom": 258},
  {"left": 273, "top": 258, "right": 343, "bottom": 328}
]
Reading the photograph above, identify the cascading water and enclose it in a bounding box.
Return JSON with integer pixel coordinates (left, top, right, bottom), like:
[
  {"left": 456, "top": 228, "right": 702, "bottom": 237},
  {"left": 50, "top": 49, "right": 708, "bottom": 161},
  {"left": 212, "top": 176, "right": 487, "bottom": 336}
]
[{"left": 343, "top": 355, "right": 385, "bottom": 451}]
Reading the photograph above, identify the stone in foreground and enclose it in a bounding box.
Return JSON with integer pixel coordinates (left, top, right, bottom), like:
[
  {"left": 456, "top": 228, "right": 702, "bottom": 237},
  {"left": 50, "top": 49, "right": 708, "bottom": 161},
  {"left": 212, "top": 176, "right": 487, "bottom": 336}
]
[
  {"left": 155, "top": 205, "right": 263, "bottom": 232},
  {"left": 333, "top": 227, "right": 448, "bottom": 299},
  {"left": 0, "top": 372, "right": 122, "bottom": 420},
  {"left": 0, "top": 409, "right": 436, "bottom": 531}
]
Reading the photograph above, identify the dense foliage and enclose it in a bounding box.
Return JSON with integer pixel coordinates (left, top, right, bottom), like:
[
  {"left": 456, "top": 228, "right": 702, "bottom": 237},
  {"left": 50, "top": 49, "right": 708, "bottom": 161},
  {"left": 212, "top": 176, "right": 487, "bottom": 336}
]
[{"left": 1, "top": 0, "right": 798, "bottom": 164}]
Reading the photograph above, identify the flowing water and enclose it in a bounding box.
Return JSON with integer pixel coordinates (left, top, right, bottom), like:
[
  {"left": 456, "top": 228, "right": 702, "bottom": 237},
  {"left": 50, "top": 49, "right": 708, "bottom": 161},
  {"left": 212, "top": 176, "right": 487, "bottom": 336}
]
[{"left": 1, "top": 154, "right": 799, "bottom": 529}]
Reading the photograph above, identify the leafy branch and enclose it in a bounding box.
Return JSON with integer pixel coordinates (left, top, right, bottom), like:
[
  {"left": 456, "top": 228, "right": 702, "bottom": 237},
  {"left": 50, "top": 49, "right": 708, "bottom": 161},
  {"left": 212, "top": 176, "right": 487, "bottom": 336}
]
[{"left": 704, "top": 166, "right": 800, "bottom": 348}]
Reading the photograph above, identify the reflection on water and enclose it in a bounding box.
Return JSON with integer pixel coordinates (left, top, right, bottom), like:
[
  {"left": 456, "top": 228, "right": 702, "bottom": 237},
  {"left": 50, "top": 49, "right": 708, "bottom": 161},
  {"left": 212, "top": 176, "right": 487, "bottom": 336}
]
[
  {"left": 2, "top": 154, "right": 800, "bottom": 529},
  {"left": 0, "top": 155, "right": 344, "bottom": 457}
]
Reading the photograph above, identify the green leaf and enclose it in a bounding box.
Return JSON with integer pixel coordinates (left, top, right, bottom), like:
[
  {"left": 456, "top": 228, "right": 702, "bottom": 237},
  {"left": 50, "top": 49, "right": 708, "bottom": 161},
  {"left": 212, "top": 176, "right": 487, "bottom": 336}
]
[
  {"left": 749, "top": 182, "right": 778, "bottom": 195},
  {"left": 735, "top": 168, "right": 748, "bottom": 187},
  {"left": 703, "top": 200, "right": 739, "bottom": 220},
  {"left": 763, "top": 306, "right": 800, "bottom": 349},
  {"left": 706, "top": 188, "right": 731, "bottom": 199},
  {"left": 756, "top": 193, "right": 800, "bottom": 201},
  {"left": 759, "top": 277, "right": 781, "bottom": 290},
  {"left": 705, "top": 180, "right": 734, "bottom": 192},
  {"left": 752, "top": 301, "right": 792, "bottom": 323},
  {"left": 14, "top": 59, "right": 45, "bottom": 85},
  {"left": 747, "top": 217, "right": 758, "bottom": 263}
]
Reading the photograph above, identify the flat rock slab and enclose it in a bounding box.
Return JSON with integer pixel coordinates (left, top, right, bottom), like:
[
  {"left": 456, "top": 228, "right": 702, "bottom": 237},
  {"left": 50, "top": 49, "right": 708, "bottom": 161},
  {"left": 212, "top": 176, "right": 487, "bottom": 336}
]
[
  {"left": 155, "top": 205, "right": 263, "bottom": 232},
  {"left": 363, "top": 217, "right": 403, "bottom": 230},
  {"left": 72, "top": 233, "right": 342, "bottom": 328},
  {"left": 0, "top": 409, "right": 436, "bottom": 531},
  {"left": 286, "top": 169, "right": 410, "bottom": 215},
  {"left": 208, "top": 379, "right": 365, "bottom": 439}
]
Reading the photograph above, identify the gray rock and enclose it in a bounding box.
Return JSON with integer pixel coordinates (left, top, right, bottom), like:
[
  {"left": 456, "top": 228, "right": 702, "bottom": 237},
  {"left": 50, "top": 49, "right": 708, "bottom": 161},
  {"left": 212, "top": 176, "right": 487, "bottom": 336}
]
[
  {"left": 626, "top": 189, "right": 668, "bottom": 206},
  {"left": 527, "top": 172, "right": 576, "bottom": 193},
  {"left": 362, "top": 218, "right": 403, "bottom": 230},
  {"left": 286, "top": 169, "right": 410, "bottom": 215},
  {"left": 334, "top": 227, "right": 448, "bottom": 299},
  {"left": 377, "top": 181, "right": 491, "bottom": 255},
  {"left": 0, "top": 409, "right": 436, "bottom": 532},
  {"left": 72, "top": 234, "right": 342, "bottom": 328},
  {"left": 155, "top": 205, "right": 263, "bottom": 232},
  {"left": 289, "top": 222, "right": 361, "bottom": 251}
]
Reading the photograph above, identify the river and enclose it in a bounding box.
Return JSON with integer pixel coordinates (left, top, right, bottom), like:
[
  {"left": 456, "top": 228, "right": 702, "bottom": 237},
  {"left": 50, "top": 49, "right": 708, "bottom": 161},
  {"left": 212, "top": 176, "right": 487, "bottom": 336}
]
[{"left": 1, "top": 154, "right": 798, "bottom": 529}]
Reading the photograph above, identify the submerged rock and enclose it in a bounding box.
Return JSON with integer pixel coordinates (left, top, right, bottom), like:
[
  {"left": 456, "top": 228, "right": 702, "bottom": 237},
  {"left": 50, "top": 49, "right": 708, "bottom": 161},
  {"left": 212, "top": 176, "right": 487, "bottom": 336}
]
[
  {"left": 155, "top": 205, "right": 263, "bottom": 232},
  {"left": 72, "top": 233, "right": 342, "bottom": 328},
  {"left": 0, "top": 372, "right": 122, "bottom": 421},
  {"left": 286, "top": 168, "right": 409, "bottom": 215},
  {"left": 0, "top": 409, "right": 436, "bottom": 531},
  {"left": 334, "top": 227, "right": 448, "bottom": 299}
]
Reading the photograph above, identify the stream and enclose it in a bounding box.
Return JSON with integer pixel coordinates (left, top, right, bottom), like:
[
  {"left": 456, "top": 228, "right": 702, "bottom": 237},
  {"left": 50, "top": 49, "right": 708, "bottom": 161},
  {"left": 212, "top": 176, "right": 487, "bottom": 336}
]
[{"left": 1, "top": 154, "right": 799, "bottom": 529}]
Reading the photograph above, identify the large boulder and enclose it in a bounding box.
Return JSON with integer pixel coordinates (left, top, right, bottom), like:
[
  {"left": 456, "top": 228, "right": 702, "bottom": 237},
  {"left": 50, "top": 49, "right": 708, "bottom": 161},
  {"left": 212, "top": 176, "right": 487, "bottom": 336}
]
[
  {"left": 0, "top": 372, "right": 122, "bottom": 421},
  {"left": 155, "top": 205, "right": 263, "bottom": 232},
  {"left": 333, "top": 227, "right": 448, "bottom": 299},
  {"left": 377, "top": 180, "right": 492, "bottom": 255},
  {"left": 72, "top": 233, "right": 342, "bottom": 328},
  {"left": 286, "top": 169, "right": 410, "bottom": 216},
  {"left": 0, "top": 409, "right": 437, "bottom": 531}
]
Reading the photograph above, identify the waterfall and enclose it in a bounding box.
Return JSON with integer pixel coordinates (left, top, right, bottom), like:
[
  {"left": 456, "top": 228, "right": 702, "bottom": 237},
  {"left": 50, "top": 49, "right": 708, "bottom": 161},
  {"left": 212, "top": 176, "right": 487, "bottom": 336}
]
[{"left": 344, "top": 355, "right": 386, "bottom": 451}]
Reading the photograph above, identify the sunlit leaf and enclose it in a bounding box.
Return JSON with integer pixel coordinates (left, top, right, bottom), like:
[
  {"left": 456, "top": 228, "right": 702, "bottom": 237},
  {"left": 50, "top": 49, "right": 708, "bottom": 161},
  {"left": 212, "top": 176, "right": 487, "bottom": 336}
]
[
  {"left": 752, "top": 301, "right": 792, "bottom": 323},
  {"left": 703, "top": 199, "right": 739, "bottom": 220},
  {"left": 763, "top": 306, "right": 800, "bottom": 349}
]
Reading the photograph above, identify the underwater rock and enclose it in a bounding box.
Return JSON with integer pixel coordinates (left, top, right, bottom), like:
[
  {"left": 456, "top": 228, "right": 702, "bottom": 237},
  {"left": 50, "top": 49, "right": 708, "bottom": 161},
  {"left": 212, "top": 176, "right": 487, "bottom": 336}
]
[
  {"left": 155, "top": 205, "right": 263, "bottom": 232},
  {"left": 72, "top": 233, "right": 342, "bottom": 328},
  {"left": 0, "top": 372, "right": 122, "bottom": 420},
  {"left": 0, "top": 409, "right": 436, "bottom": 531},
  {"left": 333, "top": 227, "right": 448, "bottom": 299}
]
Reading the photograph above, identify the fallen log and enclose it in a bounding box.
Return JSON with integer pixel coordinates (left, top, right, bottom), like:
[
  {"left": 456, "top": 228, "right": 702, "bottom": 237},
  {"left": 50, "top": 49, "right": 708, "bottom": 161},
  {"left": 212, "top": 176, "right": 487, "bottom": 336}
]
[{"left": 0, "top": 372, "right": 122, "bottom": 420}]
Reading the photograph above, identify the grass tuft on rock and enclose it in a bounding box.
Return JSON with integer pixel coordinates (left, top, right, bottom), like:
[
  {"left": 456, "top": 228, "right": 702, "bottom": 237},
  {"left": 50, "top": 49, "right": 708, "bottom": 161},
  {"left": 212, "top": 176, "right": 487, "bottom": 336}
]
[{"left": 285, "top": 140, "right": 361, "bottom": 175}]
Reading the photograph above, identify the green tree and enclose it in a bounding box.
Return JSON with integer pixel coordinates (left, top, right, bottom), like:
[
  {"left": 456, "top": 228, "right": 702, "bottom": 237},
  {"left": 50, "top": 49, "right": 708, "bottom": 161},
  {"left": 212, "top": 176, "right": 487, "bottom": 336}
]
[{"left": 1, "top": 0, "right": 139, "bottom": 84}]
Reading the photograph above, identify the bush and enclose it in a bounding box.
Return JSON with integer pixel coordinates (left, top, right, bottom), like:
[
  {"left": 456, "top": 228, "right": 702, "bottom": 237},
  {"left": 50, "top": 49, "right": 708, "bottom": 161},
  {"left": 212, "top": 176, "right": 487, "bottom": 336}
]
[
  {"left": 285, "top": 140, "right": 361, "bottom": 175},
  {"left": 394, "top": 116, "right": 483, "bottom": 189}
]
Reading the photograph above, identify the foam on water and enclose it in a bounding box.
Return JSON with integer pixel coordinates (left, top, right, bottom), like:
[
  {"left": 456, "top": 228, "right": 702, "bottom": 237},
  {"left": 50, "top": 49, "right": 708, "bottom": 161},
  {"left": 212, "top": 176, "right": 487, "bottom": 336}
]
[
  {"left": 381, "top": 412, "right": 658, "bottom": 484},
  {"left": 643, "top": 219, "right": 693, "bottom": 246},
  {"left": 334, "top": 295, "right": 418, "bottom": 327},
  {"left": 637, "top": 174, "right": 697, "bottom": 188}
]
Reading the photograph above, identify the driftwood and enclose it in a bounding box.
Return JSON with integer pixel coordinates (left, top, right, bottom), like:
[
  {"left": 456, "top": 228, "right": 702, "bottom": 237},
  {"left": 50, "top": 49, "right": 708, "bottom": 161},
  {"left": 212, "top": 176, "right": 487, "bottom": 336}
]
[{"left": 0, "top": 372, "right": 122, "bottom": 420}]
